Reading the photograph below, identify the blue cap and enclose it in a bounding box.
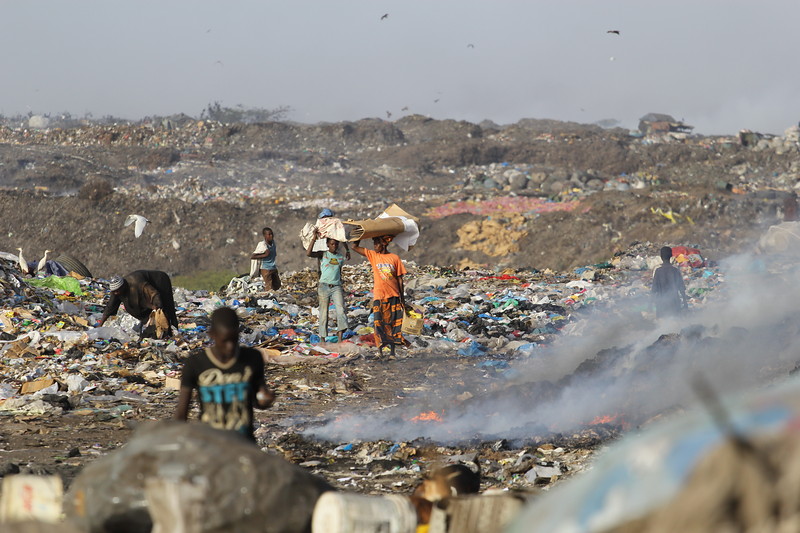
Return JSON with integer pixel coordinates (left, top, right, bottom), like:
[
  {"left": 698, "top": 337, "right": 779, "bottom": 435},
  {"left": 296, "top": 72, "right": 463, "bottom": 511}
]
[{"left": 318, "top": 208, "right": 335, "bottom": 218}]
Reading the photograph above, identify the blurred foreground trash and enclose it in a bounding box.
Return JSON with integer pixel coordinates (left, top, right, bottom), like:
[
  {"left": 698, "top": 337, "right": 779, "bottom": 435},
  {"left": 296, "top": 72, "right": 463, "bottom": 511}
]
[
  {"left": 430, "top": 494, "right": 526, "bottom": 533},
  {"left": 67, "top": 421, "right": 333, "bottom": 533},
  {"left": 0, "top": 475, "right": 63, "bottom": 524},
  {"left": 505, "top": 373, "right": 800, "bottom": 533},
  {"left": 312, "top": 492, "right": 417, "bottom": 533}
]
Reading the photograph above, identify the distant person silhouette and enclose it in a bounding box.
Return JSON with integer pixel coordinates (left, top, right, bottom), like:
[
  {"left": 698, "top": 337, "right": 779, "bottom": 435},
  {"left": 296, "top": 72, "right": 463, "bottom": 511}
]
[{"left": 652, "top": 246, "right": 688, "bottom": 318}]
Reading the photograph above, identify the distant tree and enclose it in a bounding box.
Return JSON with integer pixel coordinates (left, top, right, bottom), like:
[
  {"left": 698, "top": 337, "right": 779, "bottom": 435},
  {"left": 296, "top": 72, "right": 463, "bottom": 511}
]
[{"left": 200, "top": 101, "right": 291, "bottom": 124}]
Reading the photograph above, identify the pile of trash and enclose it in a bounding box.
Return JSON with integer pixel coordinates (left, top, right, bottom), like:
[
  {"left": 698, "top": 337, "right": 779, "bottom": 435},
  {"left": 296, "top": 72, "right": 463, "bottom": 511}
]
[{"left": 0, "top": 243, "right": 744, "bottom": 531}]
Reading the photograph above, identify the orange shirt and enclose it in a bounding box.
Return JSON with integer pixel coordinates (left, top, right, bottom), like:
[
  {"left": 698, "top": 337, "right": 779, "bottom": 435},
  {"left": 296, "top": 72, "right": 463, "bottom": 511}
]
[{"left": 364, "top": 249, "right": 407, "bottom": 300}]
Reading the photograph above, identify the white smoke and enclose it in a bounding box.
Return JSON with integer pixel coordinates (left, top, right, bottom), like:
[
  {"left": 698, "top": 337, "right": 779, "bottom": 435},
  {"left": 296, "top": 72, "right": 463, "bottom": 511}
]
[{"left": 308, "top": 252, "right": 800, "bottom": 443}]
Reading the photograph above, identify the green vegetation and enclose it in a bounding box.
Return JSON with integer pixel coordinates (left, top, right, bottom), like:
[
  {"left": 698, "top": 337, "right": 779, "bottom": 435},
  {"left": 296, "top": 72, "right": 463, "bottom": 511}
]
[{"left": 173, "top": 270, "right": 237, "bottom": 292}]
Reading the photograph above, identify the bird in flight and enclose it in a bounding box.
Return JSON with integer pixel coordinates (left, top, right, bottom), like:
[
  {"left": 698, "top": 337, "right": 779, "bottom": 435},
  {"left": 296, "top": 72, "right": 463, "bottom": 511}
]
[
  {"left": 401, "top": 106, "right": 409, "bottom": 112},
  {"left": 214, "top": 60, "right": 224, "bottom": 67},
  {"left": 386, "top": 111, "right": 392, "bottom": 119},
  {"left": 434, "top": 98, "right": 440, "bottom": 104},
  {"left": 380, "top": 13, "right": 389, "bottom": 20},
  {"left": 467, "top": 43, "right": 475, "bottom": 48},
  {"left": 125, "top": 214, "right": 150, "bottom": 238},
  {"left": 607, "top": 30, "right": 620, "bottom": 35}
]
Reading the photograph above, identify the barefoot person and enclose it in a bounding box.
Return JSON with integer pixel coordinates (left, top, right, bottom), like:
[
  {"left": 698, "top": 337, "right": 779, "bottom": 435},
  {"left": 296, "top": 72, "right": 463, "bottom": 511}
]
[
  {"left": 352, "top": 235, "right": 407, "bottom": 357},
  {"left": 250, "top": 227, "right": 281, "bottom": 292},
  {"left": 174, "top": 307, "right": 275, "bottom": 442},
  {"left": 306, "top": 229, "right": 349, "bottom": 342}
]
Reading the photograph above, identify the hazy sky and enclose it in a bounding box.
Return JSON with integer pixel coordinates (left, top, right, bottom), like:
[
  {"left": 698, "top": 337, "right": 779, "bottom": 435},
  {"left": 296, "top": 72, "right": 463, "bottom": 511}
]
[{"left": 2, "top": 1, "right": 798, "bottom": 134}]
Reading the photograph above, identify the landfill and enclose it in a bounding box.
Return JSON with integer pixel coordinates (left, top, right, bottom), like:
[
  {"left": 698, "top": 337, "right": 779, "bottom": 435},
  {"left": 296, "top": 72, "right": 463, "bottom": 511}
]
[
  {"left": 0, "top": 230, "right": 765, "bottom": 530},
  {"left": 2, "top": 114, "right": 800, "bottom": 531}
]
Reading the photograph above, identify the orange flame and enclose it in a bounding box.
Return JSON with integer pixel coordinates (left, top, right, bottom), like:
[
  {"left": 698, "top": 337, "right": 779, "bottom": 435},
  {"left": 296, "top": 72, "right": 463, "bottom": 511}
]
[
  {"left": 411, "top": 410, "right": 444, "bottom": 423},
  {"left": 590, "top": 414, "right": 620, "bottom": 425}
]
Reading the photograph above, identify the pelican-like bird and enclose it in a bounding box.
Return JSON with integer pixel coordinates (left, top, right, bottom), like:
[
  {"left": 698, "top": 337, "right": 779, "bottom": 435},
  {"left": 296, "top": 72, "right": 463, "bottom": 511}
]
[
  {"left": 124, "top": 214, "right": 150, "bottom": 238},
  {"left": 17, "top": 248, "right": 30, "bottom": 275},
  {"left": 37, "top": 250, "right": 51, "bottom": 274}
]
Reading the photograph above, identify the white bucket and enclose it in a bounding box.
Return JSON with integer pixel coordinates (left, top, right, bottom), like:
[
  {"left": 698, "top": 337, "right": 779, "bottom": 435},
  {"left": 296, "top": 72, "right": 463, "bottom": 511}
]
[
  {"left": 429, "top": 494, "right": 525, "bottom": 533},
  {"left": 312, "top": 492, "right": 417, "bottom": 533}
]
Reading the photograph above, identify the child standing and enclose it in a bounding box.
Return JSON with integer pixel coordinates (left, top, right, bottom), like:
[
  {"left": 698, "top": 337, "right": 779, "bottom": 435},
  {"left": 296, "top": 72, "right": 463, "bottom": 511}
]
[
  {"left": 174, "top": 307, "right": 275, "bottom": 442},
  {"left": 352, "top": 235, "right": 407, "bottom": 358},
  {"left": 306, "top": 228, "right": 349, "bottom": 343},
  {"left": 250, "top": 227, "right": 281, "bottom": 291}
]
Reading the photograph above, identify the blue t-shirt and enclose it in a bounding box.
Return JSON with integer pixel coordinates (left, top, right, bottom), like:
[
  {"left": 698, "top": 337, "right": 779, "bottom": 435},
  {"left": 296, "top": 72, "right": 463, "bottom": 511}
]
[
  {"left": 319, "top": 251, "right": 344, "bottom": 285},
  {"left": 260, "top": 241, "right": 277, "bottom": 270}
]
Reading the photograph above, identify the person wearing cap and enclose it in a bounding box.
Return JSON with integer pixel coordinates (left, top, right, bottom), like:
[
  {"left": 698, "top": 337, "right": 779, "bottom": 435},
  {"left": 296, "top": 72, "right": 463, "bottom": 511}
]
[
  {"left": 314, "top": 209, "right": 350, "bottom": 276},
  {"left": 98, "top": 270, "right": 179, "bottom": 338},
  {"left": 352, "top": 235, "right": 407, "bottom": 358}
]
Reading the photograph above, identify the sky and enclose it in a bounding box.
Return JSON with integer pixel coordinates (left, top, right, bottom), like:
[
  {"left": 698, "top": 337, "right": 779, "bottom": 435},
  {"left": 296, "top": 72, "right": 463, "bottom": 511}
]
[{"left": 1, "top": 1, "right": 798, "bottom": 134}]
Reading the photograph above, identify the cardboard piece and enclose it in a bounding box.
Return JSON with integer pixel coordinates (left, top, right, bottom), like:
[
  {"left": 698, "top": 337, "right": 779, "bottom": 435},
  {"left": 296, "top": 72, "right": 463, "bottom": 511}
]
[
  {"left": 0, "top": 475, "right": 64, "bottom": 523},
  {"left": 402, "top": 307, "right": 425, "bottom": 336},
  {"left": 343, "top": 217, "right": 406, "bottom": 241},
  {"left": 384, "top": 203, "right": 420, "bottom": 223},
  {"left": 164, "top": 377, "right": 181, "bottom": 390},
  {"left": 19, "top": 378, "right": 56, "bottom": 395}
]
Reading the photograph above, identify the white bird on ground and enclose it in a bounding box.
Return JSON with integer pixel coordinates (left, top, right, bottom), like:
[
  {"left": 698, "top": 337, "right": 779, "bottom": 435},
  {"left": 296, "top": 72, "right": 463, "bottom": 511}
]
[
  {"left": 124, "top": 214, "right": 150, "bottom": 238},
  {"left": 37, "top": 250, "right": 51, "bottom": 274},
  {"left": 17, "top": 248, "right": 30, "bottom": 275}
]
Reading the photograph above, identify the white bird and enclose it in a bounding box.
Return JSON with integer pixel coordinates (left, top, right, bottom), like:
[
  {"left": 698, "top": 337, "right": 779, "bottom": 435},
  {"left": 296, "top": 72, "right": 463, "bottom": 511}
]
[
  {"left": 37, "top": 250, "right": 51, "bottom": 274},
  {"left": 17, "top": 248, "right": 30, "bottom": 275},
  {"left": 124, "top": 214, "right": 149, "bottom": 238}
]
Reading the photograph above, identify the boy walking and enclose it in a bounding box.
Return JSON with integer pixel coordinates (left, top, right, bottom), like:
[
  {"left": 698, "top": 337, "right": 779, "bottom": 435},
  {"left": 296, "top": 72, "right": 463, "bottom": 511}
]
[
  {"left": 175, "top": 307, "right": 275, "bottom": 441},
  {"left": 306, "top": 228, "right": 349, "bottom": 343},
  {"left": 352, "top": 235, "right": 407, "bottom": 358},
  {"left": 251, "top": 227, "right": 281, "bottom": 291},
  {"left": 652, "top": 246, "right": 688, "bottom": 318}
]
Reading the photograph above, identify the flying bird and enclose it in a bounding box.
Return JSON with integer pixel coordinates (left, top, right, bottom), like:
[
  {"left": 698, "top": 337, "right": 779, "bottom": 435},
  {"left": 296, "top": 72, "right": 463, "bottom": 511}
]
[
  {"left": 386, "top": 111, "right": 392, "bottom": 119},
  {"left": 434, "top": 98, "right": 440, "bottom": 104},
  {"left": 37, "top": 250, "right": 51, "bottom": 274},
  {"left": 380, "top": 13, "right": 388, "bottom": 20},
  {"left": 401, "top": 106, "right": 409, "bottom": 112},
  {"left": 214, "top": 60, "right": 224, "bottom": 67},
  {"left": 607, "top": 30, "right": 620, "bottom": 35},
  {"left": 17, "top": 248, "right": 30, "bottom": 276},
  {"left": 467, "top": 43, "right": 475, "bottom": 48},
  {"left": 125, "top": 214, "right": 149, "bottom": 238}
]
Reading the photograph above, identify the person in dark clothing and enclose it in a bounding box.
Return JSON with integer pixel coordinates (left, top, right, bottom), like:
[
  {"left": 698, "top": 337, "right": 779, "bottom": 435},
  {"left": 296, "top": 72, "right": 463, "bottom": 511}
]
[
  {"left": 174, "top": 307, "right": 275, "bottom": 441},
  {"left": 652, "top": 246, "right": 688, "bottom": 318},
  {"left": 97, "top": 270, "right": 179, "bottom": 338}
]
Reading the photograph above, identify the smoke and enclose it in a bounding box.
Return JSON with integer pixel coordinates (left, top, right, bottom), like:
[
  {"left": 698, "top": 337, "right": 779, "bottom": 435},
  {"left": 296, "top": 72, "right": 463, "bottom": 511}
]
[{"left": 307, "top": 253, "right": 800, "bottom": 444}]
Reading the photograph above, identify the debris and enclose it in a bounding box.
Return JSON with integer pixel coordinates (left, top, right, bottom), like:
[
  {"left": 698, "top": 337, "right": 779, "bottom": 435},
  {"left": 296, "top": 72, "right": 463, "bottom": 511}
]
[{"left": 67, "top": 422, "right": 333, "bottom": 533}]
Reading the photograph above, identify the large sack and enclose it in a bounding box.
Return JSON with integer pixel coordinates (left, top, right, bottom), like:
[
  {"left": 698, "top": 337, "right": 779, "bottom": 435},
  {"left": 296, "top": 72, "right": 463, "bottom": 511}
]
[
  {"left": 67, "top": 421, "right": 333, "bottom": 533},
  {"left": 759, "top": 221, "right": 800, "bottom": 254}
]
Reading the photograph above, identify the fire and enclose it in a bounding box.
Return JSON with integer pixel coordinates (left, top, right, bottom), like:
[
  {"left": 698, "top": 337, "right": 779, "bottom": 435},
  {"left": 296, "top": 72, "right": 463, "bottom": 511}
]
[
  {"left": 411, "top": 410, "right": 444, "bottom": 423},
  {"left": 590, "top": 414, "right": 622, "bottom": 425},
  {"left": 587, "top": 413, "right": 631, "bottom": 430}
]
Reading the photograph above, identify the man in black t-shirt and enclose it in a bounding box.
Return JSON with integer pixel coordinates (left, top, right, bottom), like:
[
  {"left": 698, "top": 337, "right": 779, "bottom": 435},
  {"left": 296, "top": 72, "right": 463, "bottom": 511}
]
[{"left": 175, "top": 307, "right": 275, "bottom": 441}]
